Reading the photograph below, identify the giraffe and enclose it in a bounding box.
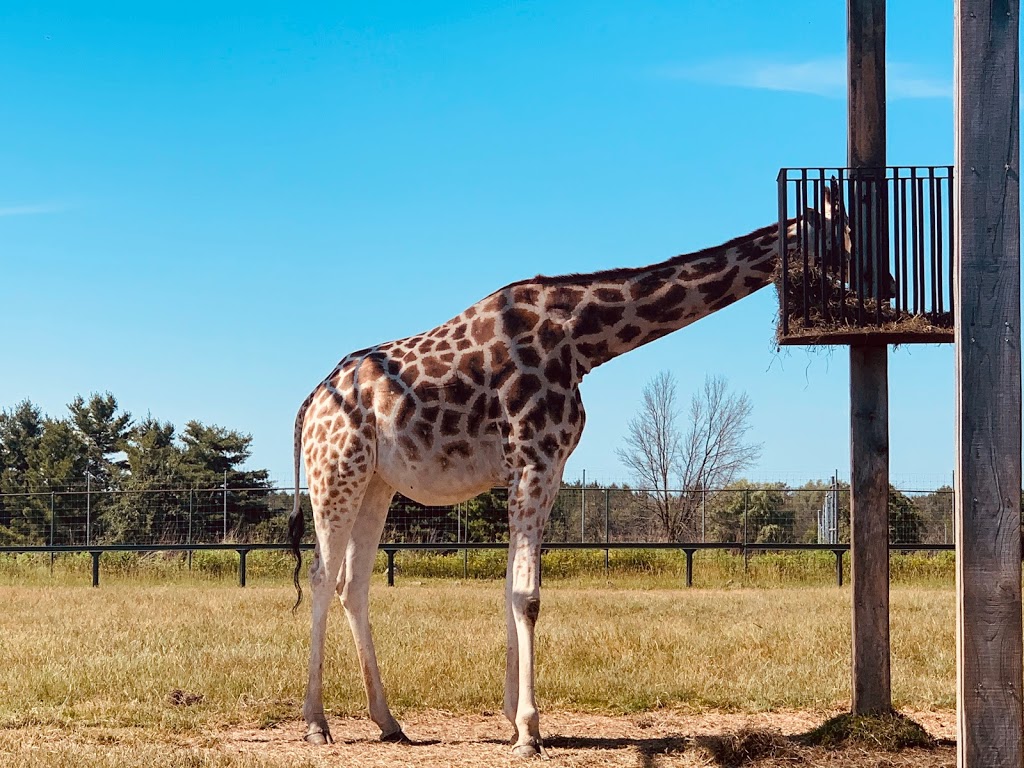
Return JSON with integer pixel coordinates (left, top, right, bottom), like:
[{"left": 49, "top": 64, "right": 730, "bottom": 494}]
[{"left": 287, "top": 197, "right": 843, "bottom": 757}]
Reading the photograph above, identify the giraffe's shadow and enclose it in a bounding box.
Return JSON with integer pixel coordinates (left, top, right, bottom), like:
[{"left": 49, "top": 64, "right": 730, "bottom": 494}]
[
  {"left": 545, "top": 734, "right": 688, "bottom": 767},
  {"left": 417, "top": 733, "right": 688, "bottom": 767}
]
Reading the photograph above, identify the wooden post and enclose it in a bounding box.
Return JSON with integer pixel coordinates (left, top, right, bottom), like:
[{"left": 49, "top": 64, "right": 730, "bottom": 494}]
[
  {"left": 847, "top": 0, "right": 892, "bottom": 716},
  {"left": 954, "top": 1, "right": 1022, "bottom": 766}
]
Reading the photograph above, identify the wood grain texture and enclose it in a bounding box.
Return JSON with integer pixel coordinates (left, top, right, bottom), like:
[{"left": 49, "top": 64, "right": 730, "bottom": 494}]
[
  {"left": 849, "top": 345, "right": 891, "bottom": 714},
  {"left": 847, "top": 0, "right": 892, "bottom": 716},
  {"left": 847, "top": 0, "right": 886, "bottom": 170},
  {"left": 954, "top": 1, "right": 1023, "bottom": 766}
]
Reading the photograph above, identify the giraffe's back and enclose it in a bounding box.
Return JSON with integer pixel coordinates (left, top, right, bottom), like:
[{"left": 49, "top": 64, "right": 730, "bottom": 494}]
[{"left": 300, "top": 293, "right": 586, "bottom": 507}]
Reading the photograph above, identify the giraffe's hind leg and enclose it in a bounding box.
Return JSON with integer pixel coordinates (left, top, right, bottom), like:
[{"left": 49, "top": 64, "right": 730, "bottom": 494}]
[
  {"left": 301, "top": 463, "right": 372, "bottom": 746},
  {"left": 338, "top": 475, "right": 407, "bottom": 742}
]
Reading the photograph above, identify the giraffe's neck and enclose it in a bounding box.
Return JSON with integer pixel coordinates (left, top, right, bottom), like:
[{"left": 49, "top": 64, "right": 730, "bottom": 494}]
[{"left": 559, "top": 221, "right": 785, "bottom": 372}]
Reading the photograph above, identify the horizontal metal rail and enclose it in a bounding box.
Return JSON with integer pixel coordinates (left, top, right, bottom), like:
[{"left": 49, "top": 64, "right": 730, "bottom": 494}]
[{"left": 0, "top": 542, "right": 954, "bottom": 588}]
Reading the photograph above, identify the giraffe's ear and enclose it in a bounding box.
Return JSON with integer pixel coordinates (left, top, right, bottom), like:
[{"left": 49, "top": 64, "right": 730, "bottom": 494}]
[{"left": 827, "top": 176, "right": 841, "bottom": 208}]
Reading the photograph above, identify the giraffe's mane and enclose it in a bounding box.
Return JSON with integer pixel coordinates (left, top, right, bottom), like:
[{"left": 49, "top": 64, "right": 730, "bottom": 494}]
[{"left": 504, "top": 222, "right": 779, "bottom": 289}]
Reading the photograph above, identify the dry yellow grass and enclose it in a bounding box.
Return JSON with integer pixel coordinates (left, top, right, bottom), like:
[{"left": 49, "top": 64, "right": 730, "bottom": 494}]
[{"left": 0, "top": 578, "right": 956, "bottom": 766}]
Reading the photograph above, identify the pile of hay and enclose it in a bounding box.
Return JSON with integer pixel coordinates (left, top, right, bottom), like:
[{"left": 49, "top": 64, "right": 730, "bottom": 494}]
[
  {"left": 774, "top": 263, "right": 953, "bottom": 344},
  {"left": 797, "top": 711, "right": 936, "bottom": 752},
  {"left": 694, "top": 728, "right": 797, "bottom": 767}
]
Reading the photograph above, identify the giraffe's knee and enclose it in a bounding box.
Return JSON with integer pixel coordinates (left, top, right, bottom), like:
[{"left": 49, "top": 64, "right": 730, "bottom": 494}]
[
  {"left": 309, "top": 550, "right": 324, "bottom": 588},
  {"left": 512, "top": 593, "right": 540, "bottom": 627},
  {"left": 339, "top": 585, "right": 363, "bottom": 614}
]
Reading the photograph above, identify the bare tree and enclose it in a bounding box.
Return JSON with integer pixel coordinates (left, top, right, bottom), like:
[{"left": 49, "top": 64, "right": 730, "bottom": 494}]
[
  {"left": 616, "top": 371, "right": 685, "bottom": 540},
  {"left": 617, "top": 372, "right": 762, "bottom": 541}
]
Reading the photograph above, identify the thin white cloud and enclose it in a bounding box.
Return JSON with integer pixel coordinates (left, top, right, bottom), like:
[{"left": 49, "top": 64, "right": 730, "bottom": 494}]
[
  {"left": 887, "top": 62, "right": 952, "bottom": 99},
  {"left": 0, "top": 203, "right": 67, "bottom": 217},
  {"left": 664, "top": 56, "right": 951, "bottom": 100}
]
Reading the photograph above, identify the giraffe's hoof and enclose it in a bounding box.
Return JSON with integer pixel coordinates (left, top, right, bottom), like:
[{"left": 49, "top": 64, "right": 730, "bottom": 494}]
[
  {"left": 511, "top": 742, "right": 547, "bottom": 759},
  {"left": 380, "top": 728, "right": 410, "bottom": 744},
  {"left": 303, "top": 726, "right": 333, "bottom": 746}
]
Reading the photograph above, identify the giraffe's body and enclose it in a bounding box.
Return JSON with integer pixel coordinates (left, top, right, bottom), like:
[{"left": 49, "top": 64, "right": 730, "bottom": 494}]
[{"left": 290, "top": 215, "right": 818, "bottom": 755}]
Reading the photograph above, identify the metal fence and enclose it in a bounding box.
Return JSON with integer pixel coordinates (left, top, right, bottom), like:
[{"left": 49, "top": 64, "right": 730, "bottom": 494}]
[{"left": 0, "top": 482, "right": 955, "bottom": 548}]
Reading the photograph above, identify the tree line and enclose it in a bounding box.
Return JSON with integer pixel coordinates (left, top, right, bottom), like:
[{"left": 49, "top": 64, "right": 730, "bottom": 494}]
[
  {"left": 0, "top": 386, "right": 951, "bottom": 547},
  {"left": 0, "top": 393, "right": 274, "bottom": 544}
]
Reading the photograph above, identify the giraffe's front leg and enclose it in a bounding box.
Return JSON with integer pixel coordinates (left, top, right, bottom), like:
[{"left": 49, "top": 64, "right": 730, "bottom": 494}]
[
  {"left": 503, "top": 555, "right": 520, "bottom": 744},
  {"left": 508, "top": 527, "right": 544, "bottom": 757},
  {"left": 505, "top": 467, "right": 558, "bottom": 759}
]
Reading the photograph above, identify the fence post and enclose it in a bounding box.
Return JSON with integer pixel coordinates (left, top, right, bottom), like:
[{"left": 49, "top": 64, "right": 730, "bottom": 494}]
[
  {"left": 835, "top": 549, "right": 845, "bottom": 586},
  {"left": 604, "top": 488, "right": 610, "bottom": 576},
  {"left": 49, "top": 491, "right": 55, "bottom": 574},
  {"left": 86, "top": 472, "right": 92, "bottom": 546},
  {"left": 701, "top": 486, "right": 706, "bottom": 543},
  {"left": 386, "top": 549, "right": 396, "bottom": 586},
  {"left": 222, "top": 471, "right": 228, "bottom": 541},
  {"left": 237, "top": 549, "right": 248, "bottom": 587},
  {"left": 580, "top": 470, "right": 586, "bottom": 543},
  {"left": 743, "top": 489, "right": 750, "bottom": 572},
  {"left": 90, "top": 550, "right": 101, "bottom": 587},
  {"left": 684, "top": 548, "right": 695, "bottom": 587},
  {"left": 187, "top": 486, "right": 193, "bottom": 571},
  {"left": 460, "top": 501, "right": 468, "bottom": 581}
]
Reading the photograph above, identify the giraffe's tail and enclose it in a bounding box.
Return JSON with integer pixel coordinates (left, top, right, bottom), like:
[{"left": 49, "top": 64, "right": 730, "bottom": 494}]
[{"left": 288, "top": 393, "right": 313, "bottom": 612}]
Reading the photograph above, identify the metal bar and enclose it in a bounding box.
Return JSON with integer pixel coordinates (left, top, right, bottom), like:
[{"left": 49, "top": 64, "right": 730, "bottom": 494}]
[
  {"left": 935, "top": 172, "right": 944, "bottom": 315},
  {"left": 91, "top": 550, "right": 100, "bottom": 587},
  {"left": 947, "top": 167, "right": 955, "bottom": 321},
  {"left": 800, "top": 169, "right": 809, "bottom": 324},
  {"left": 871, "top": 175, "right": 882, "bottom": 324},
  {"left": 49, "top": 492, "right": 55, "bottom": 573},
  {"left": 889, "top": 169, "right": 900, "bottom": 313},
  {"left": 604, "top": 488, "right": 610, "bottom": 576},
  {"left": 86, "top": 473, "right": 91, "bottom": 546},
  {"left": 386, "top": 549, "right": 396, "bottom": 586},
  {"left": 920, "top": 174, "right": 928, "bottom": 313},
  {"left": 580, "top": 471, "right": 585, "bottom": 542},
  {"left": 238, "top": 549, "right": 248, "bottom": 587},
  {"left": 835, "top": 550, "right": 845, "bottom": 586},
  {"left": 853, "top": 176, "right": 866, "bottom": 322},
  {"left": 838, "top": 168, "right": 848, "bottom": 323},
  {"left": 0, "top": 541, "right": 963, "bottom": 554},
  {"left": 817, "top": 170, "right": 828, "bottom": 321},
  {"left": 743, "top": 489, "right": 749, "bottom": 572},
  {"left": 929, "top": 167, "right": 938, "bottom": 314},
  {"left": 827, "top": 171, "right": 839, "bottom": 321},
  {"left": 910, "top": 168, "right": 919, "bottom": 313},
  {"left": 222, "top": 471, "right": 228, "bottom": 541},
  {"left": 900, "top": 176, "right": 909, "bottom": 313},
  {"left": 778, "top": 170, "right": 790, "bottom": 336},
  {"left": 684, "top": 548, "right": 695, "bottom": 587}
]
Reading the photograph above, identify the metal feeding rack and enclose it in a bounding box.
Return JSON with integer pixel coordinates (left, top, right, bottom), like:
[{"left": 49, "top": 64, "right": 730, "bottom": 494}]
[{"left": 776, "top": 166, "right": 954, "bottom": 345}]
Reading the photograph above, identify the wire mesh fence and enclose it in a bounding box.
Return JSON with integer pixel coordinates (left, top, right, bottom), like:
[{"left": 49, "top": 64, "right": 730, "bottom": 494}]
[{"left": 0, "top": 482, "right": 955, "bottom": 548}]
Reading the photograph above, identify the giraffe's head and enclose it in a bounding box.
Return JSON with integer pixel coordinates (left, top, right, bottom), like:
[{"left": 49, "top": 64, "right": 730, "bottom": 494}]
[{"left": 789, "top": 178, "right": 853, "bottom": 271}]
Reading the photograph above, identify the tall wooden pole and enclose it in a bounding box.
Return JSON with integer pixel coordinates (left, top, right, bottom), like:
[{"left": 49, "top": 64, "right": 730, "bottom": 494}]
[
  {"left": 847, "top": 0, "right": 891, "bottom": 716},
  {"left": 954, "top": 1, "right": 1022, "bottom": 766}
]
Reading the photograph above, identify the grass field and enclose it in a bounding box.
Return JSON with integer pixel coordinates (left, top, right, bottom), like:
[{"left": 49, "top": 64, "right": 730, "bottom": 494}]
[{"left": 0, "top": 553, "right": 958, "bottom": 766}]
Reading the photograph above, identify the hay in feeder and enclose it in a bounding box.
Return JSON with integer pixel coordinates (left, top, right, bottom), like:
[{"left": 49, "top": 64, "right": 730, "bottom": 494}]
[{"left": 773, "top": 262, "right": 954, "bottom": 345}]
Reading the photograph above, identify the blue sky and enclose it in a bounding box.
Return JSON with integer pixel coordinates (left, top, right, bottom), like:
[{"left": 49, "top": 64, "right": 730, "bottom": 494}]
[{"left": 2, "top": 1, "right": 961, "bottom": 489}]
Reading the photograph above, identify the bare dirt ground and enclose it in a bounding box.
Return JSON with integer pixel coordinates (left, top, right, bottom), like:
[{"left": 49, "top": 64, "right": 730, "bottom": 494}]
[{"left": 215, "top": 709, "right": 956, "bottom": 767}]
